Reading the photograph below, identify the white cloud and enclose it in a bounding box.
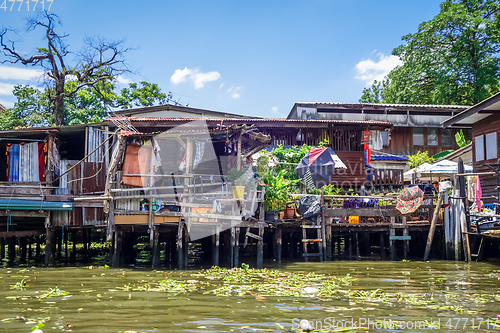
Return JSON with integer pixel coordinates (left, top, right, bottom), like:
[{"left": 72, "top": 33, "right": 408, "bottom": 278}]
[
  {"left": 0, "top": 83, "right": 15, "bottom": 95},
  {"left": 355, "top": 53, "right": 402, "bottom": 85},
  {"left": 170, "top": 67, "right": 220, "bottom": 89},
  {"left": 117, "top": 76, "right": 133, "bottom": 85},
  {"left": 0, "top": 100, "right": 14, "bottom": 108},
  {"left": 271, "top": 106, "right": 278, "bottom": 114},
  {"left": 232, "top": 93, "right": 240, "bottom": 99},
  {"left": 219, "top": 83, "right": 225, "bottom": 89},
  {"left": 0, "top": 65, "right": 43, "bottom": 81}
]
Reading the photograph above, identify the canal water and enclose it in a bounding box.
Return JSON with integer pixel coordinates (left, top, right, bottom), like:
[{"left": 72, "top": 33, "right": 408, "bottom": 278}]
[{"left": 1, "top": 261, "right": 499, "bottom": 332}]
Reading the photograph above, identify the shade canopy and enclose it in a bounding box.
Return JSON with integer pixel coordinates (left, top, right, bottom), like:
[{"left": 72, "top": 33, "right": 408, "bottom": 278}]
[
  {"left": 296, "top": 147, "right": 346, "bottom": 188},
  {"left": 404, "top": 160, "right": 472, "bottom": 181}
]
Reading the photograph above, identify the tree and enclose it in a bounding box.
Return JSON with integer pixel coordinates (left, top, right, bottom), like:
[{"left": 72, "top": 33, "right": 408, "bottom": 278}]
[
  {"left": 0, "top": 12, "right": 129, "bottom": 125},
  {"left": 407, "top": 151, "right": 434, "bottom": 169},
  {"left": 0, "top": 79, "right": 173, "bottom": 129},
  {"left": 361, "top": 0, "right": 500, "bottom": 105},
  {"left": 359, "top": 80, "right": 385, "bottom": 103}
]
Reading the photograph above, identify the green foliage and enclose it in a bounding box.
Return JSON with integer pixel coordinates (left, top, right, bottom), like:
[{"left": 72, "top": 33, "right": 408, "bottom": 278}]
[
  {"left": 407, "top": 151, "right": 434, "bottom": 169},
  {"left": 0, "top": 79, "right": 172, "bottom": 129},
  {"left": 455, "top": 129, "right": 471, "bottom": 148},
  {"left": 0, "top": 85, "right": 53, "bottom": 129},
  {"left": 227, "top": 168, "right": 251, "bottom": 187},
  {"left": 116, "top": 81, "right": 171, "bottom": 109},
  {"left": 31, "top": 322, "right": 44, "bottom": 331},
  {"left": 256, "top": 155, "right": 269, "bottom": 179},
  {"left": 263, "top": 170, "right": 298, "bottom": 211},
  {"left": 10, "top": 278, "right": 28, "bottom": 290},
  {"left": 359, "top": 80, "right": 386, "bottom": 103},
  {"left": 361, "top": 0, "right": 500, "bottom": 105}
]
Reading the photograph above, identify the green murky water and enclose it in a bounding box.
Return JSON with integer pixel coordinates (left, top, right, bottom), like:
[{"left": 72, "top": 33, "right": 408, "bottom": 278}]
[{"left": 1, "top": 261, "right": 500, "bottom": 332}]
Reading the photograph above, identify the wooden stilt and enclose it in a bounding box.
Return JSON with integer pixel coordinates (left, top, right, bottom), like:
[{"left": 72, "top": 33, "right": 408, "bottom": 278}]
[
  {"left": 82, "top": 228, "right": 88, "bottom": 253},
  {"left": 257, "top": 226, "right": 264, "bottom": 269},
  {"left": 402, "top": 217, "right": 408, "bottom": 260},
  {"left": 177, "top": 222, "right": 185, "bottom": 270},
  {"left": 325, "top": 222, "right": 332, "bottom": 261},
  {"left": 234, "top": 227, "right": 240, "bottom": 268},
  {"left": 64, "top": 228, "right": 69, "bottom": 264},
  {"left": 423, "top": 194, "right": 443, "bottom": 261},
  {"left": 355, "top": 232, "right": 360, "bottom": 260},
  {"left": 212, "top": 224, "right": 220, "bottom": 266},
  {"left": 348, "top": 233, "right": 352, "bottom": 260},
  {"left": 380, "top": 232, "right": 385, "bottom": 260},
  {"left": 0, "top": 238, "right": 4, "bottom": 259},
  {"left": 275, "top": 224, "right": 282, "bottom": 263},
  {"left": 45, "top": 229, "right": 55, "bottom": 266},
  {"left": 7, "top": 236, "right": 15, "bottom": 266},
  {"left": 35, "top": 235, "right": 40, "bottom": 260},
  {"left": 152, "top": 228, "right": 160, "bottom": 269},
  {"left": 111, "top": 229, "right": 122, "bottom": 268},
  {"left": 170, "top": 233, "right": 176, "bottom": 267},
  {"left": 183, "top": 223, "right": 189, "bottom": 269},
  {"left": 20, "top": 237, "right": 27, "bottom": 264},
  {"left": 230, "top": 227, "right": 236, "bottom": 267},
  {"left": 27, "top": 237, "right": 32, "bottom": 262},
  {"left": 71, "top": 231, "right": 77, "bottom": 263},
  {"left": 56, "top": 230, "right": 62, "bottom": 261},
  {"left": 390, "top": 217, "right": 396, "bottom": 261}
]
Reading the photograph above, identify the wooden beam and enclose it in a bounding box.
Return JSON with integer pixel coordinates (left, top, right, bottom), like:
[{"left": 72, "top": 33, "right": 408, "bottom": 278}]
[
  {"left": 0, "top": 230, "right": 43, "bottom": 238},
  {"left": 325, "top": 208, "right": 401, "bottom": 217},
  {"left": 423, "top": 194, "right": 443, "bottom": 261}
]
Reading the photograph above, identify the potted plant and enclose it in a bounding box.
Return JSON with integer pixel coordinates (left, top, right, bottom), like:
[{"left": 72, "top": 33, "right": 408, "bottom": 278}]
[
  {"left": 263, "top": 170, "right": 292, "bottom": 221},
  {"left": 227, "top": 168, "right": 250, "bottom": 199},
  {"left": 284, "top": 201, "right": 296, "bottom": 219}
]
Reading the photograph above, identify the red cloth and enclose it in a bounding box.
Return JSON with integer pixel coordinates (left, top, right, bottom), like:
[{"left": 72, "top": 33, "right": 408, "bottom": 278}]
[
  {"left": 38, "top": 143, "right": 45, "bottom": 181},
  {"left": 308, "top": 147, "right": 327, "bottom": 166}
]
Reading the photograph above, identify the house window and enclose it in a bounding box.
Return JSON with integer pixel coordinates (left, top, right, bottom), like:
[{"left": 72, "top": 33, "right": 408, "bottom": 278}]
[
  {"left": 442, "top": 129, "right": 453, "bottom": 146},
  {"left": 413, "top": 128, "right": 424, "bottom": 145},
  {"left": 475, "top": 132, "right": 498, "bottom": 162},
  {"left": 381, "top": 131, "right": 388, "bottom": 146},
  {"left": 486, "top": 132, "right": 498, "bottom": 160},
  {"left": 427, "top": 128, "right": 439, "bottom": 146},
  {"left": 475, "top": 135, "right": 484, "bottom": 161}
]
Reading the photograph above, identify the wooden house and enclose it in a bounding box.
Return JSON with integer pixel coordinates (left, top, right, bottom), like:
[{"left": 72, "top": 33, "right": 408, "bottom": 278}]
[
  {"left": 288, "top": 102, "right": 470, "bottom": 157},
  {"left": 443, "top": 93, "right": 500, "bottom": 204}
]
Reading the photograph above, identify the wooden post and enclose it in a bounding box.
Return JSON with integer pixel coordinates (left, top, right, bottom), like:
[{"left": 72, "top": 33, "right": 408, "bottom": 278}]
[
  {"left": 177, "top": 222, "right": 185, "bottom": 270},
  {"left": 212, "top": 224, "right": 220, "bottom": 266},
  {"left": 325, "top": 221, "right": 332, "bottom": 261},
  {"left": 71, "top": 231, "right": 77, "bottom": 263},
  {"left": 28, "top": 237, "right": 32, "bottom": 262},
  {"left": 355, "top": 232, "right": 360, "bottom": 260},
  {"left": 152, "top": 228, "right": 160, "bottom": 269},
  {"left": 20, "top": 237, "right": 27, "bottom": 265},
  {"left": 380, "top": 232, "right": 385, "bottom": 260},
  {"left": 423, "top": 194, "right": 443, "bottom": 261},
  {"left": 112, "top": 229, "right": 122, "bottom": 268},
  {"left": 321, "top": 188, "right": 327, "bottom": 261},
  {"left": 7, "top": 236, "right": 15, "bottom": 266},
  {"left": 0, "top": 237, "right": 5, "bottom": 259},
  {"left": 237, "top": 133, "right": 242, "bottom": 170},
  {"left": 45, "top": 228, "right": 55, "bottom": 266},
  {"left": 390, "top": 217, "right": 396, "bottom": 261},
  {"left": 56, "top": 229, "right": 62, "bottom": 261},
  {"left": 257, "top": 226, "right": 264, "bottom": 269},
  {"left": 230, "top": 227, "right": 236, "bottom": 267},
  {"left": 402, "top": 216, "right": 408, "bottom": 260},
  {"left": 348, "top": 233, "right": 352, "bottom": 260},
  {"left": 35, "top": 235, "right": 40, "bottom": 260},
  {"left": 443, "top": 191, "right": 452, "bottom": 260},
  {"left": 64, "top": 227, "right": 69, "bottom": 264},
  {"left": 234, "top": 227, "right": 240, "bottom": 268},
  {"left": 275, "top": 224, "right": 282, "bottom": 263}
]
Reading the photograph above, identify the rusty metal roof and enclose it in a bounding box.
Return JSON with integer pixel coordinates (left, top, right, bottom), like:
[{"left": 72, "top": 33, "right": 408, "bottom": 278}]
[
  {"left": 106, "top": 117, "right": 393, "bottom": 126},
  {"left": 297, "top": 102, "right": 469, "bottom": 110}
]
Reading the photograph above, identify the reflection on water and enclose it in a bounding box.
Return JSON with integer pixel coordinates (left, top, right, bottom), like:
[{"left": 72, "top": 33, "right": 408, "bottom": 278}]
[{"left": 1, "top": 261, "right": 500, "bottom": 332}]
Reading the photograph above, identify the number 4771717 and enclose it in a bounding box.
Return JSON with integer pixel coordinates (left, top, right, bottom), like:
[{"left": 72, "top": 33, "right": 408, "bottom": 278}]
[{"left": 1, "top": 0, "right": 53, "bottom": 11}]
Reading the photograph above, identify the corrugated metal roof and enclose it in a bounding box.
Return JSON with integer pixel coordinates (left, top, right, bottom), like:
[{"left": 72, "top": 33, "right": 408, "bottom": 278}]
[
  {"left": 371, "top": 154, "right": 408, "bottom": 161},
  {"left": 297, "top": 102, "right": 469, "bottom": 109},
  {"left": 107, "top": 117, "right": 393, "bottom": 126}
]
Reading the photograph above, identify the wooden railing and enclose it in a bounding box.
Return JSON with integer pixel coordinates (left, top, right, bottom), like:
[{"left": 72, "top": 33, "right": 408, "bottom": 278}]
[{"left": 367, "top": 168, "right": 404, "bottom": 186}]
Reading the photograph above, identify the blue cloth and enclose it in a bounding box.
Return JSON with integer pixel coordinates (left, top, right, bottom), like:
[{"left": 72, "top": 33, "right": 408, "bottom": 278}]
[{"left": 9, "top": 144, "right": 20, "bottom": 182}]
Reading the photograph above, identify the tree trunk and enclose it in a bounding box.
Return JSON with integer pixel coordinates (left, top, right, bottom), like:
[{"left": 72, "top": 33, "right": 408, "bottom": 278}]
[{"left": 53, "top": 78, "right": 66, "bottom": 126}]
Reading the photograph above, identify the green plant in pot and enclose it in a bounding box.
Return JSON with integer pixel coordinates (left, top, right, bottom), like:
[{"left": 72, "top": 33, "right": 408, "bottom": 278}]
[
  {"left": 227, "top": 168, "right": 250, "bottom": 199},
  {"left": 263, "top": 170, "right": 296, "bottom": 221},
  {"left": 284, "top": 201, "right": 296, "bottom": 219}
]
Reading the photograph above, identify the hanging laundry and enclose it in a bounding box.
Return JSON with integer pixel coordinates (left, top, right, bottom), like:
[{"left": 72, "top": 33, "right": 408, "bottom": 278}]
[
  {"left": 193, "top": 140, "right": 206, "bottom": 169},
  {"left": 8, "top": 144, "right": 20, "bottom": 182},
  {"left": 476, "top": 176, "right": 482, "bottom": 210},
  {"left": 19, "top": 142, "right": 40, "bottom": 182},
  {"left": 467, "top": 176, "right": 477, "bottom": 202},
  {"left": 38, "top": 143, "right": 45, "bottom": 181},
  {"left": 153, "top": 139, "right": 162, "bottom": 170}
]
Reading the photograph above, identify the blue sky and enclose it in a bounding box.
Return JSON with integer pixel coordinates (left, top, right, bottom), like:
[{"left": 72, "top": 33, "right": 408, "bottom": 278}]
[{"left": 0, "top": 0, "right": 444, "bottom": 118}]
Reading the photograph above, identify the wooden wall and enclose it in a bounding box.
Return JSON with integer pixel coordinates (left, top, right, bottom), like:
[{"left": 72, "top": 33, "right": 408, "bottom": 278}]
[
  {"left": 472, "top": 114, "right": 500, "bottom": 204},
  {"left": 382, "top": 126, "right": 458, "bottom": 156},
  {"left": 330, "top": 151, "right": 366, "bottom": 187}
]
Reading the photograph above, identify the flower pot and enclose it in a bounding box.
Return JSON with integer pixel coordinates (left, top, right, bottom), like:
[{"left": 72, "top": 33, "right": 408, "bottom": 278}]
[
  {"left": 284, "top": 207, "right": 295, "bottom": 219},
  {"left": 265, "top": 210, "right": 277, "bottom": 222},
  {"left": 232, "top": 186, "right": 245, "bottom": 199},
  {"left": 279, "top": 211, "right": 285, "bottom": 220}
]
